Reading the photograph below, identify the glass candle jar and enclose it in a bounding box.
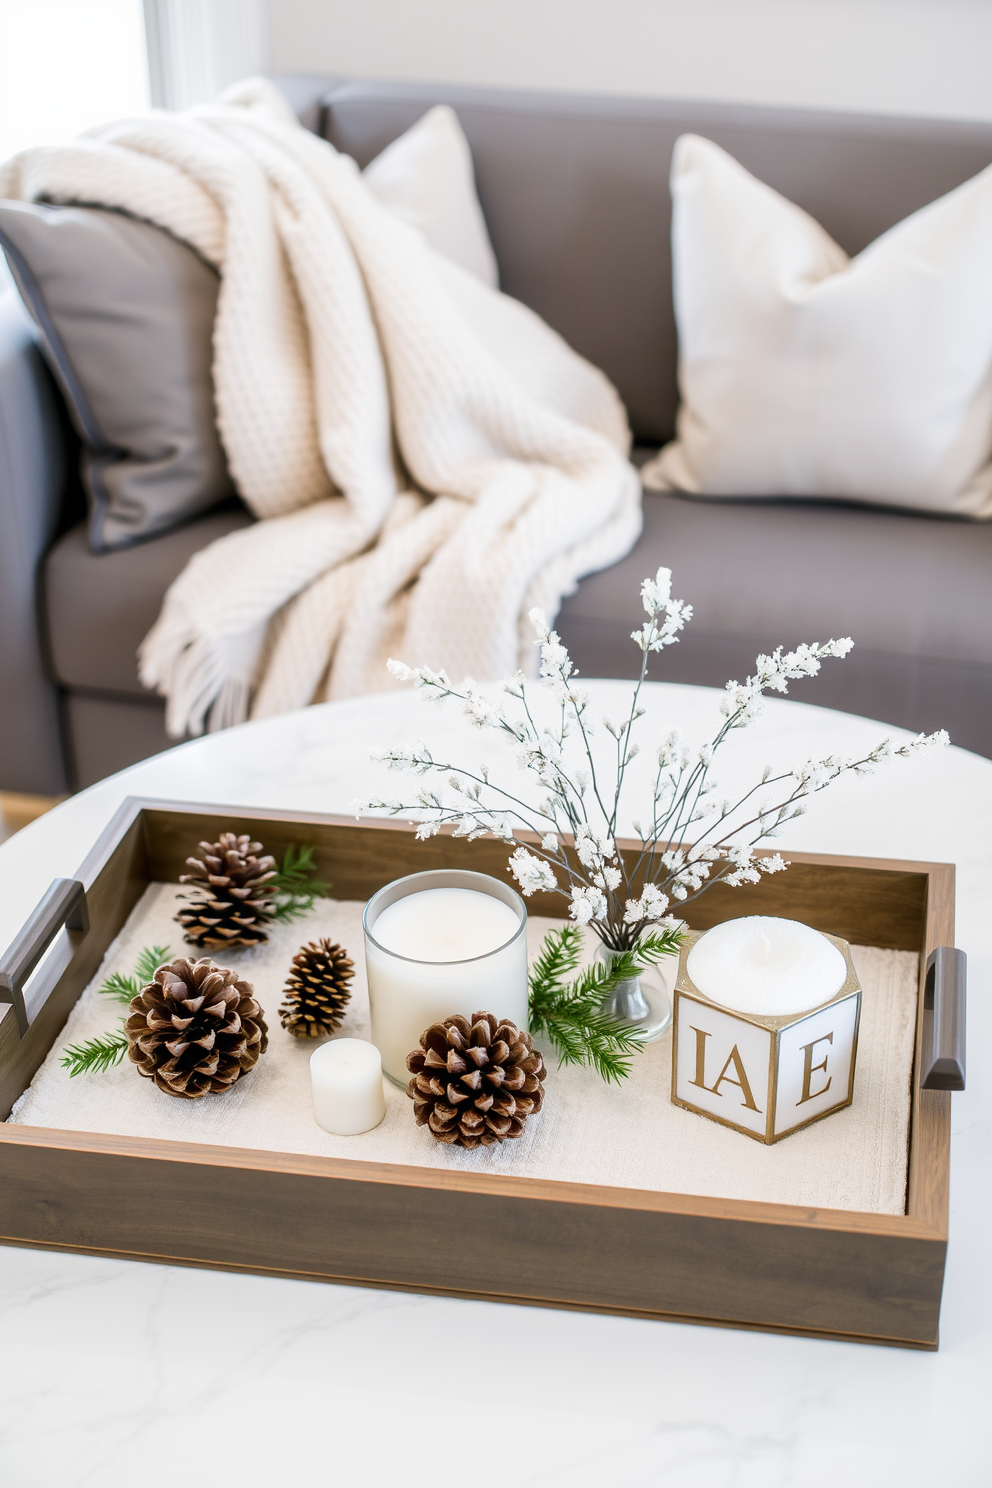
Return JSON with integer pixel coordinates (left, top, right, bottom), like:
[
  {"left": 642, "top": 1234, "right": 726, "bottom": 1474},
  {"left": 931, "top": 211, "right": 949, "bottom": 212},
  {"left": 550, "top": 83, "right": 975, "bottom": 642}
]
[{"left": 363, "top": 869, "right": 528, "bottom": 1086}]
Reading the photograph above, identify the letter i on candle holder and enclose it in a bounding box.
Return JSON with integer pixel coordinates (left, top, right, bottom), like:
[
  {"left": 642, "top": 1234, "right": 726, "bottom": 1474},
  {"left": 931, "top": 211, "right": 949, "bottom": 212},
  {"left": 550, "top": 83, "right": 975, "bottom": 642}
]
[{"left": 671, "top": 918, "right": 862, "bottom": 1143}]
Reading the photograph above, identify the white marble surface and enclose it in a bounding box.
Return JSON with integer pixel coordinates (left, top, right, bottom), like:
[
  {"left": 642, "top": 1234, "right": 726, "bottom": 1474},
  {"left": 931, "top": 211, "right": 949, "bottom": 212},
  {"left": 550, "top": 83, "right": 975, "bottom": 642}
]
[{"left": 1, "top": 681, "right": 990, "bottom": 1486}]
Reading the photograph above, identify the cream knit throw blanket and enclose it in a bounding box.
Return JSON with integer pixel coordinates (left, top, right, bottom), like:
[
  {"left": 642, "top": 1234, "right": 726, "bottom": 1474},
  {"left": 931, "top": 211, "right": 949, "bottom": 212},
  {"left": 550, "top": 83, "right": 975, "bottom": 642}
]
[{"left": 1, "top": 81, "right": 640, "bottom": 735}]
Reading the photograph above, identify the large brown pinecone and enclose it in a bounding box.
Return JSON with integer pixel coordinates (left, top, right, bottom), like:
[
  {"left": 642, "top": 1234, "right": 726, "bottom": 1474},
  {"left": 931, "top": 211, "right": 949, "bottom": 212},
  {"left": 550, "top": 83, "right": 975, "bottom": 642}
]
[
  {"left": 279, "top": 939, "right": 354, "bottom": 1039},
  {"left": 406, "top": 1011, "right": 547, "bottom": 1149},
  {"left": 176, "top": 833, "right": 277, "bottom": 949},
  {"left": 126, "top": 956, "right": 268, "bottom": 1098}
]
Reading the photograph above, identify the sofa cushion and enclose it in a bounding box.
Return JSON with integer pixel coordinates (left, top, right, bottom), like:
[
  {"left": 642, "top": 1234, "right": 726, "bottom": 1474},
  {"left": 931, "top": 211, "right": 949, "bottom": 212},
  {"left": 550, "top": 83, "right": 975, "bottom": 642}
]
[
  {"left": 555, "top": 489, "right": 992, "bottom": 755},
  {"left": 44, "top": 506, "right": 254, "bottom": 699},
  {"left": 0, "top": 201, "right": 235, "bottom": 552},
  {"left": 45, "top": 482, "right": 992, "bottom": 755}
]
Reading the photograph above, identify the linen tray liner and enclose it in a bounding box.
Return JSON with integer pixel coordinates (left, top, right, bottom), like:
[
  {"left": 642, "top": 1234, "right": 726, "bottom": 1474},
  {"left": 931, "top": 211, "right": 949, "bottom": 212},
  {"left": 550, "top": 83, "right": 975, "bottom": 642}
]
[{"left": 10, "top": 885, "right": 919, "bottom": 1215}]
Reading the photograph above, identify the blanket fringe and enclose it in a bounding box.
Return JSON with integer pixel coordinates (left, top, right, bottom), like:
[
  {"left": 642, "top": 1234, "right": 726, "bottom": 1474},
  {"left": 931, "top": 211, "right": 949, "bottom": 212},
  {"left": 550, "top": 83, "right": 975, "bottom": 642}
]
[{"left": 139, "top": 606, "right": 263, "bottom": 738}]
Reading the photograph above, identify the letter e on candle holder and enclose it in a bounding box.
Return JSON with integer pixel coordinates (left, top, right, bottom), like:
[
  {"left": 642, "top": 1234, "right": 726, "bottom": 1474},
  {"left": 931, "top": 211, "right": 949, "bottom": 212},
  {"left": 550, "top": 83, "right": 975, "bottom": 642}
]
[{"left": 672, "top": 930, "right": 862, "bottom": 1143}]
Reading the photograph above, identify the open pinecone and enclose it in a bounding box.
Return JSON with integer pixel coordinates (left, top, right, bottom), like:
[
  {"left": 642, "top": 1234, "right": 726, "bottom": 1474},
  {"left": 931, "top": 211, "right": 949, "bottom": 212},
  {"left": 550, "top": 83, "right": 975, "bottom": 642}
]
[
  {"left": 126, "top": 956, "right": 268, "bottom": 1098},
  {"left": 406, "top": 1011, "right": 547, "bottom": 1149},
  {"left": 176, "top": 833, "right": 278, "bottom": 949},
  {"left": 279, "top": 939, "right": 354, "bottom": 1038}
]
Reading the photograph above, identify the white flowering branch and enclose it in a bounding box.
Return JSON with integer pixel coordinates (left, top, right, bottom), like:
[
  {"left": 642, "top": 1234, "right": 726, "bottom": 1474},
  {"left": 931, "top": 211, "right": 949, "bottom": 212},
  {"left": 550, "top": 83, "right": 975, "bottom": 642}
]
[{"left": 359, "top": 568, "right": 948, "bottom": 954}]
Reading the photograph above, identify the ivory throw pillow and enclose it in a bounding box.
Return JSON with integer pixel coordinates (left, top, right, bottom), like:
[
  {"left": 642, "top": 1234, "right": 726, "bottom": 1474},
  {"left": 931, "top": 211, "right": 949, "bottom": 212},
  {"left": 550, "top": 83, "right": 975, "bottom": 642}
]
[
  {"left": 642, "top": 134, "right": 992, "bottom": 519},
  {"left": 363, "top": 104, "right": 499, "bottom": 287}
]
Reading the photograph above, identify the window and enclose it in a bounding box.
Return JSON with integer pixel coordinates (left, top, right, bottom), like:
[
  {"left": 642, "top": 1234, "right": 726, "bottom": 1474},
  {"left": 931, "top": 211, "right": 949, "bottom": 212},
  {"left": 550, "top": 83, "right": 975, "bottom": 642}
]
[{"left": 0, "top": 0, "right": 149, "bottom": 165}]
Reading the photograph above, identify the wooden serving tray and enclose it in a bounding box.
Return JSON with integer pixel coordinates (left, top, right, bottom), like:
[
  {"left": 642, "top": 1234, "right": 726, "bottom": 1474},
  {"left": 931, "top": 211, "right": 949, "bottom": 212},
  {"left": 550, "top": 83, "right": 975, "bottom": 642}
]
[{"left": 0, "top": 798, "right": 964, "bottom": 1349}]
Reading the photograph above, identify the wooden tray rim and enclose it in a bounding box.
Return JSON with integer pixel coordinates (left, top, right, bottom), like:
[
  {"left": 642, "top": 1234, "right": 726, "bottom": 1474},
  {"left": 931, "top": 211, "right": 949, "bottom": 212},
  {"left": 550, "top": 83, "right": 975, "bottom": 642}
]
[{"left": 1, "top": 795, "right": 953, "bottom": 1244}]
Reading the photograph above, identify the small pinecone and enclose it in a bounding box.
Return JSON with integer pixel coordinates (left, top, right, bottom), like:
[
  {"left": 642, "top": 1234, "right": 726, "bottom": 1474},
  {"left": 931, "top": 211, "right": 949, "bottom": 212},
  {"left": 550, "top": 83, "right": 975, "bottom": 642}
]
[
  {"left": 406, "top": 1011, "right": 547, "bottom": 1149},
  {"left": 279, "top": 939, "right": 355, "bottom": 1039},
  {"left": 176, "top": 832, "right": 277, "bottom": 949},
  {"left": 126, "top": 956, "right": 268, "bottom": 1098}
]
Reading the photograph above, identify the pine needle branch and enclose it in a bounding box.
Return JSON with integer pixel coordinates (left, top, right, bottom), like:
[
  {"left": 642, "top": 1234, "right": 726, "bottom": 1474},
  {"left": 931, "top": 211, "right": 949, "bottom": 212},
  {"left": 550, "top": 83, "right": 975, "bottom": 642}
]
[
  {"left": 68, "top": 945, "right": 170, "bottom": 1075},
  {"left": 134, "top": 943, "right": 171, "bottom": 985},
  {"left": 60, "top": 1025, "right": 128, "bottom": 1077},
  {"left": 270, "top": 844, "right": 331, "bottom": 922},
  {"left": 99, "top": 944, "right": 171, "bottom": 1003},
  {"left": 99, "top": 970, "right": 140, "bottom": 1004},
  {"left": 528, "top": 925, "right": 685, "bottom": 1084},
  {"left": 529, "top": 922, "right": 584, "bottom": 995}
]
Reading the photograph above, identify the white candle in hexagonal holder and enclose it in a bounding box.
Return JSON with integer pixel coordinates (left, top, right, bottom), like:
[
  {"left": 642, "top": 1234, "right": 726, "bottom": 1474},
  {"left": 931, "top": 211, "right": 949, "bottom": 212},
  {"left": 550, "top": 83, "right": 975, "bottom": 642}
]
[{"left": 672, "top": 917, "right": 862, "bottom": 1143}]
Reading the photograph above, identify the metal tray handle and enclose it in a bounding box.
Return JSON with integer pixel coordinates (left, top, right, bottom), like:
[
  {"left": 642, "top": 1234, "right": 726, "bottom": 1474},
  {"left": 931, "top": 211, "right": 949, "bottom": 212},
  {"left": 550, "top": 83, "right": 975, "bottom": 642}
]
[
  {"left": 0, "top": 878, "right": 89, "bottom": 1037},
  {"left": 922, "top": 946, "right": 966, "bottom": 1091}
]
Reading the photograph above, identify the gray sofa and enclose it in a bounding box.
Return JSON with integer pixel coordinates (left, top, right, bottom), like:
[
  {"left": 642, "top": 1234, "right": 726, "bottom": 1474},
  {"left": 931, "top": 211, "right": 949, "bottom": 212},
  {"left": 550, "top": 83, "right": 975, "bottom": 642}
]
[{"left": 3, "top": 75, "right": 992, "bottom": 796}]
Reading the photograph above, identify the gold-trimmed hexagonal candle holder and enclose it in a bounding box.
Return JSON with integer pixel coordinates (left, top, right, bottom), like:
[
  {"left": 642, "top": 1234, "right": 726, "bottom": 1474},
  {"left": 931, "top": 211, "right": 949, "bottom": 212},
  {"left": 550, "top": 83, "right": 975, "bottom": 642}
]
[{"left": 671, "top": 921, "right": 862, "bottom": 1144}]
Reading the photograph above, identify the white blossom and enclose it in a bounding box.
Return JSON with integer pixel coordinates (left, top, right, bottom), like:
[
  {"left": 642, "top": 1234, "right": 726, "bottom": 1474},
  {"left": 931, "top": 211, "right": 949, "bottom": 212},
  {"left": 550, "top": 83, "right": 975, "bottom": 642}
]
[
  {"left": 529, "top": 608, "right": 575, "bottom": 701},
  {"left": 461, "top": 684, "right": 505, "bottom": 729},
  {"left": 490, "top": 813, "right": 518, "bottom": 843},
  {"left": 631, "top": 568, "right": 693, "bottom": 654},
  {"left": 721, "top": 639, "right": 855, "bottom": 726},
  {"left": 569, "top": 884, "right": 608, "bottom": 924},
  {"left": 386, "top": 659, "right": 452, "bottom": 695},
  {"left": 899, "top": 730, "right": 949, "bottom": 755},
  {"left": 623, "top": 881, "right": 670, "bottom": 925},
  {"left": 574, "top": 826, "right": 616, "bottom": 874},
  {"left": 508, "top": 848, "right": 558, "bottom": 896},
  {"left": 641, "top": 567, "right": 672, "bottom": 612},
  {"left": 657, "top": 731, "right": 687, "bottom": 770}
]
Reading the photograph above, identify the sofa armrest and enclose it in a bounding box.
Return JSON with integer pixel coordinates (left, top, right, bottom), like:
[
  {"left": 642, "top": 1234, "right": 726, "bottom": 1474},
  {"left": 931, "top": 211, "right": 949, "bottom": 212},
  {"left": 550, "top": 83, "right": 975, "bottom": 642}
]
[{"left": 0, "top": 289, "right": 70, "bottom": 794}]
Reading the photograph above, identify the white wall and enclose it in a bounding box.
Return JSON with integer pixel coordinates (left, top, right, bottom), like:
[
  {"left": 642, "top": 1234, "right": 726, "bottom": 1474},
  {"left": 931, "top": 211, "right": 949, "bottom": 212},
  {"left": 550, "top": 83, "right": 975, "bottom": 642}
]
[{"left": 266, "top": 0, "right": 992, "bottom": 122}]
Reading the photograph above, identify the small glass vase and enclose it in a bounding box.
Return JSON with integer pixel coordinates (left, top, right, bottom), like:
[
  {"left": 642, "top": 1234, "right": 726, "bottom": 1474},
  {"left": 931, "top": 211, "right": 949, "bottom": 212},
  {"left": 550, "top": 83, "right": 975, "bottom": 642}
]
[{"left": 596, "top": 943, "right": 673, "bottom": 1042}]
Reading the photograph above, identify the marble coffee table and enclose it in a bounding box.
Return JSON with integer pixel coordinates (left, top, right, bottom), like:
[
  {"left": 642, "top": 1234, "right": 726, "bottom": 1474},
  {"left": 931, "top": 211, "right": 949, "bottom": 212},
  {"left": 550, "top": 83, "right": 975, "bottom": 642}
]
[{"left": 1, "top": 681, "right": 989, "bottom": 1486}]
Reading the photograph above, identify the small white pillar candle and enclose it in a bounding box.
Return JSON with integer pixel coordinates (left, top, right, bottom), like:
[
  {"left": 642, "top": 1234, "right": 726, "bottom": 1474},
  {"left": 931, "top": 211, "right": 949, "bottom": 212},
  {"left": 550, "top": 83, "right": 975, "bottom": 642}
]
[
  {"left": 364, "top": 871, "right": 528, "bottom": 1085},
  {"left": 686, "top": 916, "right": 847, "bottom": 1017},
  {"left": 310, "top": 1038, "right": 386, "bottom": 1136}
]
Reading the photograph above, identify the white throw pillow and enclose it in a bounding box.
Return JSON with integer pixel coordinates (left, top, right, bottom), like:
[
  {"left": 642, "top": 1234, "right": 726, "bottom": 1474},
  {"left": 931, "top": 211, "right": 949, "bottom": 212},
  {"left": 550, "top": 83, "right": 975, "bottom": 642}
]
[
  {"left": 642, "top": 134, "right": 992, "bottom": 519},
  {"left": 363, "top": 105, "right": 499, "bottom": 288}
]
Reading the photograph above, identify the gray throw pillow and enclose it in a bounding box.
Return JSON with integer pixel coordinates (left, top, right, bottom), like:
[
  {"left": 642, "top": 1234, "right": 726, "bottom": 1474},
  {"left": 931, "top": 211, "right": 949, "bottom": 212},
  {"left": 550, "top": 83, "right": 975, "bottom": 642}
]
[{"left": 0, "top": 200, "right": 234, "bottom": 551}]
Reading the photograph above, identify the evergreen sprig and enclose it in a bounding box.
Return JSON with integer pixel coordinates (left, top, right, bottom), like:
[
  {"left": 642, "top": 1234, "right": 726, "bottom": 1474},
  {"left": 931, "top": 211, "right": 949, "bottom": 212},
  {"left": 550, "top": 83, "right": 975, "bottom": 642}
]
[
  {"left": 61, "top": 1028, "right": 129, "bottom": 1077},
  {"left": 528, "top": 925, "right": 684, "bottom": 1084},
  {"left": 98, "top": 943, "right": 171, "bottom": 1004},
  {"left": 270, "top": 844, "right": 331, "bottom": 922},
  {"left": 61, "top": 944, "right": 171, "bottom": 1077}
]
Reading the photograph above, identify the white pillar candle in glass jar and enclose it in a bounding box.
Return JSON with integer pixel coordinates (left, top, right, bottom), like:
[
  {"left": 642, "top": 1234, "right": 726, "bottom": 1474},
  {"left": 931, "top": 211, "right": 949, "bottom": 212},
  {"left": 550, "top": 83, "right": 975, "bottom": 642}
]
[{"left": 363, "top": 869, "right": 529, "bottom": 1085}]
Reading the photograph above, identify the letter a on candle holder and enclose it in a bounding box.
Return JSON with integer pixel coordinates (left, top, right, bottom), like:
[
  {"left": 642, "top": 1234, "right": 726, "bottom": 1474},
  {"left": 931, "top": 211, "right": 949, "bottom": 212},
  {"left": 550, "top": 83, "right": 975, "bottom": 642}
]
[{"left": 671, "top": 930, "right": 862, "bottom": 1143}]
